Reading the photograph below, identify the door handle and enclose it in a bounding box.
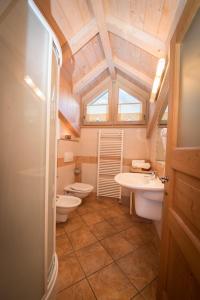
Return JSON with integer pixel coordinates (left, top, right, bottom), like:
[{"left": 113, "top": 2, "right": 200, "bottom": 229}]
[{"left": 159, "top": 176, "right": 169, "bottom": 184}]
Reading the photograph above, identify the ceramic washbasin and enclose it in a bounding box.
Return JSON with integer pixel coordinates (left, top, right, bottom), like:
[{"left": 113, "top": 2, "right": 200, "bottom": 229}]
[{"left": 115, "top": 173, "right": 164, "bottom": 220}]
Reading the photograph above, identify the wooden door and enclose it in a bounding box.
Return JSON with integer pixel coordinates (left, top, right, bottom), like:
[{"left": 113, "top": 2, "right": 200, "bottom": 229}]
[{"left": 158, "top": 1, "right": 200, "bottom": 300}]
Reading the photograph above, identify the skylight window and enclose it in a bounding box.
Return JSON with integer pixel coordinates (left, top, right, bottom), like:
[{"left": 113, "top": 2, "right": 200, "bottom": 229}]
[
  {"left": 117, "top": 89, "right": 143, "bottom": 121},
  {"left": 85, "top": 90, "right": 109, "bottom": 122}
]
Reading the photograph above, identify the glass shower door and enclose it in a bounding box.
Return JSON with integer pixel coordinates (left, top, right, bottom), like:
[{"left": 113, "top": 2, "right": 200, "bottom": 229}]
[{"left": 0, "top": 1, "right": 51, "bottom": 299}]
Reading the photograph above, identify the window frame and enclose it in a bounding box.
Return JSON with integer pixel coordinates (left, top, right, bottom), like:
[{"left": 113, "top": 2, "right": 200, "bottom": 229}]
[
  {"left": 113, "top": 82, "right": 147, "bottom": 125},
  {"left": 159, "top": 102, "right": 168, "bottom": 126},
  {"left": 82, "top": 81, "right": 112, "bottom": 126},
  {"left": 81, "top": 79, "right": 147, "bottom": 127}
]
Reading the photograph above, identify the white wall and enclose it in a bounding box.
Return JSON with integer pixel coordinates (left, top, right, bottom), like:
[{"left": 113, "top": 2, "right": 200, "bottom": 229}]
[
  {"left": 56, "top": 120, "right": 78, "bottom": 194},
  {"left": 78, "top": 127, "right": 150, "bottom": 192}
]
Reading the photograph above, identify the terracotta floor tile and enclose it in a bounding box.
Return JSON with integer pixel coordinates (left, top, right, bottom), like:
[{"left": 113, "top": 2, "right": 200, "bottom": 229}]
[
  {"left": 56, "top": 224, "right": 65, "bottom": 237},
  {"left": 81, "top": 211, "right": 104, "bottom": 226},
  {"left": 76, "top": 242, "right": 113, "bottom": 276},
  {"left": 88, "top": 263, "right": 137, "bottom": 300},
  {"left": 90, "top": 220, "right": 117, "bottom": 240},
  {"left": 117, "top": 244, "right": 159, "bottom": 291},
  {"left": 56, "top": 279, "right": 96, "bottom": 300},
  {"left": 133, "top": 294, "right": 144, "bottom": 300},
  {"left": 56, "top": 234, "right": 73, "bottom": 258},
  {"left": 141, "top": 279, "right": 157, "bottom": 300},
  {"left": 121, "top": 223, "right": 155, "bottom": 250},
  {"left": 56, "top": 253, "right": 85, "bottom": 292},
  {"left": 107, "top": 214, "right": 135, "bottom": 231},
  {"left": 101, "top": 233, "right": 134, "bottom": 260},
  {"left": 64, "top": 216, "right": 86, "bottom": 234},
  {"left": 100, "top": 208, "right": 122, "bottom": 219},
  {"left": 77, "top": 204, "right": 94, "bottom": 216},
  {"left": 68, "top": 227, "right": 97, "bottom": 250}
]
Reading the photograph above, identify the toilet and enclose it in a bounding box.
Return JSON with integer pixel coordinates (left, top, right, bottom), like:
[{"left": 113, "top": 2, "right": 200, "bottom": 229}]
[
  {"left": 56, "top": 195, "right": 82, "bottom": 223},
  {"left": 64, "top": 182, "right": 94, "bottom": 199}
]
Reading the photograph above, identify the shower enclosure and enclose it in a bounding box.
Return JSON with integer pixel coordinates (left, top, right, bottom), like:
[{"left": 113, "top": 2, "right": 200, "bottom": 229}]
[{"left": 0, "top": 1, "right": 62, "bottom": 299}]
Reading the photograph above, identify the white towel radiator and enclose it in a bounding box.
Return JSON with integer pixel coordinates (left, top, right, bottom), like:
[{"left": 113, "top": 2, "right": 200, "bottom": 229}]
[{"left": 97, "top": 129, "right": 124, "bottom": 199}]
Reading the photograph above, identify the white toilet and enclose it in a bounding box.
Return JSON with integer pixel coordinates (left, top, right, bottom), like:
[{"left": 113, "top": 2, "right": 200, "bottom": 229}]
[
  {"left": 56, "top": 195, "right": 82, "bottom": 223},
  {"left": 64, "top": 182, "right": 94, "bottom": 199}
]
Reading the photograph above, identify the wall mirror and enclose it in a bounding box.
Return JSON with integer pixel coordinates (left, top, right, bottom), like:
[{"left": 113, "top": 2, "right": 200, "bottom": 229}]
[{"left": 156, "top": 101, "right": 168, "bottom": 162}]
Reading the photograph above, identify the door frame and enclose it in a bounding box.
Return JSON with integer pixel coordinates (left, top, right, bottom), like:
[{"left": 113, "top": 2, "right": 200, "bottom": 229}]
[{"left": 157, "top": 1, "right": 200, "bottom": 299}]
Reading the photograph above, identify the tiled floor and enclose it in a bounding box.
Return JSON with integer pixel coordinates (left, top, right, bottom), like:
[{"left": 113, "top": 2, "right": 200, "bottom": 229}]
[{"left": 56, "top": 194, "right": 160, "bottom": 300}]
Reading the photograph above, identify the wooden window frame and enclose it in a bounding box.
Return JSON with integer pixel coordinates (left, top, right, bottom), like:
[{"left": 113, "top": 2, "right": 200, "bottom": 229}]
[
  {"left": 81, "top": 78, "right": 148, "bottom": 127},
  {"left": 81, "top": 80, "right": 112, "bottom": 126},
  {"left": 113, "top": 82, "right": 147, "bottom": 125}
]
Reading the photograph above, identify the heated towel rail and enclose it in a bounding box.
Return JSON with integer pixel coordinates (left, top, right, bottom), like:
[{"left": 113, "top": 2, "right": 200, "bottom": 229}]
[{"left": 97, "top": 129, "right": 124, "bottom": 199}]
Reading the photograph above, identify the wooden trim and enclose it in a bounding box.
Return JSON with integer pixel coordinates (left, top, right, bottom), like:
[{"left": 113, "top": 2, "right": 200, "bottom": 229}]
[
  {"left": 172, "top": 148, "right": 200, "bottom": 178},
  {"left": 107, "top": 15, "right": 166, "bottom": 58},
  {"left": 57, "top": 158, "right": 75, "bottom": 168},
  {"left": 57, "top": 155, "right": 139, "bottom": 168},
  {"left": 90, "top": 0, "right": 116, "bottom": 79},
  {"left": 34, "top": 0, "right": 67, "bottom": 47},
  {"left": 81, "top": 79, "right": 148, "bottom": 127},
  {"left": 80, "top": 124, "right": 147, "bottom": 128},
  {"left": 146, "top": 63, "right": 169, "bottom": 138},
  {"left": 73, "top": 60, "right": 108, "bottom": 94},
  {"left": 169, "top": 209, "right": 200, "bottom": 284},
  {"left": 114, "top": 57, "right": 153, "bottom": 89},
  {"left": 69, "top": 19, "right": 98, "bottom": 55},
  {"left": 58, "top": 111, "right": 80, "bottom": 137},
  {"left": 117, "top": 74, "right": 149, "bottom": 100}
]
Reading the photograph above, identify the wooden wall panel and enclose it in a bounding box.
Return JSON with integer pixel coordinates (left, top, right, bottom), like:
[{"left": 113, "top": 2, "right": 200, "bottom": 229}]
[
  {"left": 59, "top": 68, "right": 80, "bottom": 136},
  {"left": 103, "top": 0, "right": 180, "bottom": 42},
  {"left": 72, "top": 34, "right": 105, "bottom": 82},
  {"left": 110, "top": 33, "right": 158, "bottom": 78},
  {"left": 51, "top": 0, "right": 94, "bottom": 40}
]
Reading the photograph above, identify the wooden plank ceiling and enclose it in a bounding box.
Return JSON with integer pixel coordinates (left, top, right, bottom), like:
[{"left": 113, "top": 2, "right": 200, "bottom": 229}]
[{"left": 51, "top": 0, "right": 185, "bottom": 99}]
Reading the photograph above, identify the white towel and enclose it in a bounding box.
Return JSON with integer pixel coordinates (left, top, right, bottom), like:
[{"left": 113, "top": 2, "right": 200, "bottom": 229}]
[
  {"left": 131, "top": 160, "right": 145, "bottom": 167},
  {"left": 132, "top": 162, "right": 151, "bottom": 170}
]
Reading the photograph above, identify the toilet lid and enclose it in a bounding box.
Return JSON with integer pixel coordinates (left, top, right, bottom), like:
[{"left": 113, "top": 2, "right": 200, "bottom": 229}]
[
  {"left": 64, "top": 182, "right": 93, "bottom": 192},
  {"left": 56, "top": 195, "right": 82, "bottom": 208}
]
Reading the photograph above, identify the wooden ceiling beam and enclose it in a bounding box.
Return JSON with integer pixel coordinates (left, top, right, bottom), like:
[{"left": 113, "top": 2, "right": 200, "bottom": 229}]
[
  {"left": 114, "top": 57, "right": 153, "bottom": 90},
  {"left": 69, "top": 18, "right": 98, "bottom": 55},
  {"left": 107, "top": 16, "right": 166, "bottom": 58},
  {"left": 90, "top": 0, "right": 116, "bottom": 80},
  {"left": 73, "top": 60, "right": 107, "bottom": 94},
  {"left": 117, "top": 74, "right": 149, "bottom": 100}
]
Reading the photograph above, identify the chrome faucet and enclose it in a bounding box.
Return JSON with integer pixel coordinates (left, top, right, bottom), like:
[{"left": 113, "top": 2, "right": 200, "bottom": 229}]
[{"left": 149, "top": 170, "right": 158, "bottom": 180}]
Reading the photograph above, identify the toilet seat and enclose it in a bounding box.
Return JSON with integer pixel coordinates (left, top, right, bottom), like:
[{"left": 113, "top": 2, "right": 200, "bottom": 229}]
[
  {"left": 64, "top": 182, "right": 93, "bottom": 193},
  {"left": 56, "top": 195, "right": 82, "bottom": 208}
]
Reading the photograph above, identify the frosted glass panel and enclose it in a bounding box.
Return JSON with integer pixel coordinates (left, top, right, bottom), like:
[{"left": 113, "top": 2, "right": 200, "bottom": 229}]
[
  {"left": 178, "top": 9, "right": 200, "bottom": 147},
  {"left": 47, "top": 48, "right": 58, "bottom": 277},
  {"left": 0, "top": 1, "right": 50, "bottom": 299}
]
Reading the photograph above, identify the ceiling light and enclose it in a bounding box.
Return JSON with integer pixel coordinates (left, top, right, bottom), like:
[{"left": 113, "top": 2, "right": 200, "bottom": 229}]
[{"left": 156, "top": 58, "right": 166, "bottom": 77}]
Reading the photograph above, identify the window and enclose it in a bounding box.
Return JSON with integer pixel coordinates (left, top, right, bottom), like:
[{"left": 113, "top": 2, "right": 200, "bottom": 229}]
[
  {"left": 85, "top": 90, "right": 109, "bottom": 123},
  {"left": 160, "top": 105, "right": 168, "bottom": 124},
  {"left": 117, "top": 88, "right": 143, "bottom": 122}
]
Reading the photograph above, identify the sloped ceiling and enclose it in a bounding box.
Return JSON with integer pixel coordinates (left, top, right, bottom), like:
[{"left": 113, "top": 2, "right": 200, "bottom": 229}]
[{"left": 51, "top": 0, "right": 185, "bottom": 98}]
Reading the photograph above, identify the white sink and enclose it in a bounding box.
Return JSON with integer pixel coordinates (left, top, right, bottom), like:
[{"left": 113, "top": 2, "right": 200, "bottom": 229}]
[{"left": 115, "top": 173, "right": 164, "bottom": 220}]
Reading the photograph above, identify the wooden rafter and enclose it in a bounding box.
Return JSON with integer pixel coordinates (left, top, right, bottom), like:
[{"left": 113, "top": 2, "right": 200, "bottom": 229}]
[
  {"left": 73, "top": 60, "right": 107, "bottom": 94},
  {"left": 90, "top": 0, "right": 116, "bottom": 80},
  {"left": 114, "top": 57, "right": 153, "bottom": 90},
  {"left": 69, "top": 19, "right": 98, "bottom": 55},
  {"left": 107, "top": 16, "right": 166, "bottom": 58},
  {"left": 146, "top": 64, "right": 169, "bottom": 138}
]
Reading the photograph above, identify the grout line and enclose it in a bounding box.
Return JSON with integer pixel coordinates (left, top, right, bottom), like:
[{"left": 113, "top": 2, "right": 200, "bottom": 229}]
[
  {"left": 56, "top": 197, "right": 160, "bottom": 298},
  {"left": 56, "top": 277, "right": 86, "bottom": 295},
  {"left": 86, "top": 277, "right": 98, "bottom": 300}
]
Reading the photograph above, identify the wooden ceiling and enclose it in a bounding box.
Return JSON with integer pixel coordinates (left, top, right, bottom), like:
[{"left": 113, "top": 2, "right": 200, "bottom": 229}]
[{"left": 51, "top": 0, "right": 185, "bottom": 98}]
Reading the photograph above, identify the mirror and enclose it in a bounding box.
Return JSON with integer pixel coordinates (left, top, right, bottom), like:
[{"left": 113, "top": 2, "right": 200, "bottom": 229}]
[{"left": 156, "top": 104, "right": 168, "bottom": 162}]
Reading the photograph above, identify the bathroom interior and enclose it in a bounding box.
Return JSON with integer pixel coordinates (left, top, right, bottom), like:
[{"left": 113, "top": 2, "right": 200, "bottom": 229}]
[{"left": 0, "top": 1, "right": 200, "bottom": 300}]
